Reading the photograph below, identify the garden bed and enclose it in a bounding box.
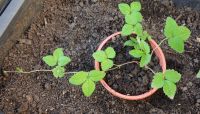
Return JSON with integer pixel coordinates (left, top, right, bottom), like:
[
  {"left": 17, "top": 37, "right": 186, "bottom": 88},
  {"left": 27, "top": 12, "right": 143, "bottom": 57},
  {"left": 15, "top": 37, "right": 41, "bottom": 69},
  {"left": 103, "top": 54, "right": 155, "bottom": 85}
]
[{"left": 0, "top": 0, "right": 200, "bottom": 113}]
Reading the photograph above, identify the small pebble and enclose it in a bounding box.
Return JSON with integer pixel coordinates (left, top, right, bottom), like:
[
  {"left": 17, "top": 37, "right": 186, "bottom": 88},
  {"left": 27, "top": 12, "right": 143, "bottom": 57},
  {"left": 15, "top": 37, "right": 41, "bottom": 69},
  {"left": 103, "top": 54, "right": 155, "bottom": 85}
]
[
  {"left": 45, "top": 83, "right": 51, "bottom": 90},
  {"left": 26, "top": 95, "right": 33, "bottom": 103}
]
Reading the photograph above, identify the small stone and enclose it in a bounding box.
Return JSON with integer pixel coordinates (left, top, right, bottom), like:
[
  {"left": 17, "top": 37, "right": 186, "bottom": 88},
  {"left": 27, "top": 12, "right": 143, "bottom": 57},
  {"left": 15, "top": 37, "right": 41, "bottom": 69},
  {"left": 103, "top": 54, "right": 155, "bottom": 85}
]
[
  {"left": 18, "top": 39, "right": 32, "bottom": 45},
  {"left": 79, "top": 2, "right": 84, "bottom": 7},
  {"left": 26, "top": 95, "right": 33, "bottom": 103},
  {"left": 91, "top": 0, "right": 97, "bottom": 3},
  {"left": 187, "top": 82, "right": 193, "bottom": 87},
  {"left": 18, "top": 102, "right": 28, "bottom": 112},
  {"left": 194, "top": 58, "right": 199, "bottom": 63},
  {"left": 182, "top": 87, "right": 188, "bottom": 91},
  {"left": 44, "top": 83, "right": 51, "bottom": 90},
  {"left": 197, "top": 99, "right": 200, "bottom": 103},
  {"left": 196, "top": 38, "right": 200, "bottom": 43}
]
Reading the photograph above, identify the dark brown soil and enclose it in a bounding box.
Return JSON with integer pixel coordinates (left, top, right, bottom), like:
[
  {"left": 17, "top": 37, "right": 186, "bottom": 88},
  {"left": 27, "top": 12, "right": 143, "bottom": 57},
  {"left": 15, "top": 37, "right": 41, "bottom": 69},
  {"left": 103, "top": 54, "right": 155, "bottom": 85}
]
[{"left": 0, "top": 0, "right": 200, "bottom": 113}]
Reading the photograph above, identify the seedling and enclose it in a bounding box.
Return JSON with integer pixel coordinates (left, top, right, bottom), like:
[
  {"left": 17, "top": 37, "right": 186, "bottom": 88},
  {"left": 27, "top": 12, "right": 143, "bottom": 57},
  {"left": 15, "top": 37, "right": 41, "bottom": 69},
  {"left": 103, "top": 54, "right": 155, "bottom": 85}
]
[
  {"left": 118, "top": 1, "right": 190, "bottom": 99},
  {"left": 3, "top": 1, "right": 191, "bottom": 99}
]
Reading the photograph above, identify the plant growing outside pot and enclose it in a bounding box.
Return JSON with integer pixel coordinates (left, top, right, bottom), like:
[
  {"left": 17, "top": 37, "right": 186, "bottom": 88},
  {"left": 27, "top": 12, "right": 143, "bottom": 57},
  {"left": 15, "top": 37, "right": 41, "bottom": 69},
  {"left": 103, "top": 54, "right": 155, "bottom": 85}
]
[{"left": 3, "top": 1, "right": 191, "bottom": 100}]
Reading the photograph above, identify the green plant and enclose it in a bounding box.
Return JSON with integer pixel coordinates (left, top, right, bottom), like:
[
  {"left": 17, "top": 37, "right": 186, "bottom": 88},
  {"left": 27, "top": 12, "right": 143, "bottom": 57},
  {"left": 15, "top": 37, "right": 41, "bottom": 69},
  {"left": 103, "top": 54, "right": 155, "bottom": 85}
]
[
  {"left": 3, "top": 1, "right": 191, "bottom": 99},
  {"left": 42, "top": 48, "right": 71, "bottom": 78},
  {"left": 118, "top": 1, "right": 190, "bottom": 99},
  {"left": 151, "top": 70, "right": 181, "bottom": 99}
]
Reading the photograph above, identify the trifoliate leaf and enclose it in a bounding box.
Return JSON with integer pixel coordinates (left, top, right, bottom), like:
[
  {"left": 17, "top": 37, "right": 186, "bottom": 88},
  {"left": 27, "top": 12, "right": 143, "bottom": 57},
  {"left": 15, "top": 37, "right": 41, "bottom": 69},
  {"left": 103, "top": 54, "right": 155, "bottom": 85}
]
[
  {"left": 197, "top": 70, "right": 200, "bottom": 78},
  {"left": 53, "top": 48, "right": 64, "bottom": 60},
  {"left": 163, "top": 80, "right": 177, "bottom": 99},
  {"left": 58, "top": 56, "right": 71, "bottom": 66},
  {"left": 140, "top": 40, "right": 150, "bottom": 54},
  {"left": 101, "top": 59, "right": 114, "bottom": 71},
  {"left": 124, "top": 40, "right": 135, "bottom": 46},
  {"left": 69, "top": 71, "right": 88, "bottom": 85},
  {"left": 168, "top": 38, "right": 184, "bottom": 53},
  {"left": 129, "top": 49, "right": 144, "bottom": 58},
  {"left": 92, "top": 51, "right": 107, "bottom": 62},
  {"left": 52, "top": 66, "right": 65, "bottom": 78},
  {"left": 122, "top": 24, "right": 134, "bottom": 36},
  {"left": 164, "top": 17, "right": 178, "bottom": 39},
  {"left": 151, "top": 73, "right": 164, "bottom": 89},
  {"left": 118, "top": 3, "right": 131, "bottom": 15},
  {"left": 175, "top": 26, "right": 191, "bottom": 41},
  {"left": 82, "top": 79, "right": 95, "bottom": 97},
  {"left": 42, "top": 55, "right": 57, "bottom": 67},
  {"left": 140, "top": 54, "right": 151, "bottom": 67},
  {"left": 125, "top": 13, "right": 138, "bottom": 25},
  {"left": 165, "top": 70, "right": 181, "bottom": 83},
  {"left": 89, "top": 70, "right": 106, "bottom": 82},
  {"left": 130, "top": 1, "right": 141, "bottom": 11},
  {"left": 105, "top": 47, "right": 116, "bottom": 59}
]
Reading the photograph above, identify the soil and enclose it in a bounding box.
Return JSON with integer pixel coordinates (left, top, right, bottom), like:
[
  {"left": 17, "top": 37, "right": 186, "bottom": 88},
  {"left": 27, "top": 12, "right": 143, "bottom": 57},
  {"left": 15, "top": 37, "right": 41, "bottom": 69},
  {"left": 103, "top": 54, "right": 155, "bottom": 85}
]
[{"left": 0, "top": 0, "right": 200, "bottom": 113}]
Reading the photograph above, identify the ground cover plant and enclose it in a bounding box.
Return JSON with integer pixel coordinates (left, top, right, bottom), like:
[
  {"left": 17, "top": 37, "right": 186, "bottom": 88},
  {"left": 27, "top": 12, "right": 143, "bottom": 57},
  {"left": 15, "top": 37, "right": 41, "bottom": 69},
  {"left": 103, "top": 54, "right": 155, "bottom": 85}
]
[{"left": 3, "top": 1, "right": 191, "bottom": 100}]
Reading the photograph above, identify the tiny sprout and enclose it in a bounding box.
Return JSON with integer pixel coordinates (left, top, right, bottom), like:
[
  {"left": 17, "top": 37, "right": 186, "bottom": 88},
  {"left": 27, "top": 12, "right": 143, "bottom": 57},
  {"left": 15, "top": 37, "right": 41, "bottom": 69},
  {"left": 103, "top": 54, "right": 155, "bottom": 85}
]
[{"left": 42, "top": 48, "right": 71, "bottom": 78}]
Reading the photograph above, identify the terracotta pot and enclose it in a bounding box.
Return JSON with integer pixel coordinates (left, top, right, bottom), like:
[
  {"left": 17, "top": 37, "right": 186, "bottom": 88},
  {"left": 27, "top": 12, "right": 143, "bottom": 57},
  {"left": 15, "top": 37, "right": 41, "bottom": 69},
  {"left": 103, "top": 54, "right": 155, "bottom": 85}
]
[{"left": 94, "top": 32, "right": 166, "bottom": 100}]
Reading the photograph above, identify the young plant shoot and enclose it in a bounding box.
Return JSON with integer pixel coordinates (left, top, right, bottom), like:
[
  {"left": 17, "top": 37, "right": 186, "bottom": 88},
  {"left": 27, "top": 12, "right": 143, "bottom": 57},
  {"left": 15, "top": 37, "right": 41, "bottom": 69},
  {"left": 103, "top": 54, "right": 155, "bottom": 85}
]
[{"left": 3, "top": 1, "right": 191, "bottom": 99}]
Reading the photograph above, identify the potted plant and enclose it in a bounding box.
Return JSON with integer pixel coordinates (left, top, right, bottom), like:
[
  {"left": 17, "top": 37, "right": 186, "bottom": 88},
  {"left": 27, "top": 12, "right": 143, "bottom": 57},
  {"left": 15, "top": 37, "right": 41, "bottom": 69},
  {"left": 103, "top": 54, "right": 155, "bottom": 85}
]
[{"left": 4, "top": 1, "right": 191, "bottom": 100}]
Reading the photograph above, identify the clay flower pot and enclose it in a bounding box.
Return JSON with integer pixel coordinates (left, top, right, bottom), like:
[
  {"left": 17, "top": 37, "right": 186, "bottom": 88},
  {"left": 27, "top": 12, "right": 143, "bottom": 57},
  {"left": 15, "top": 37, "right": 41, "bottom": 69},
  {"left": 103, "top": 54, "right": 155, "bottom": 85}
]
[{"left": 94, "top": 32, "right": 166, "bottom": 100}]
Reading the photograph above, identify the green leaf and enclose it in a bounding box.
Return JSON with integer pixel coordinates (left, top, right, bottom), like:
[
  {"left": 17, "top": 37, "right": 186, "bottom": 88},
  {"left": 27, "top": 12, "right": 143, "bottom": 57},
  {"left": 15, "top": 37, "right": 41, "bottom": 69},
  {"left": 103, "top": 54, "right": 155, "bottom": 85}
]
[
  {"left": 168, "top": 38, "right": 184, "bottom": 53},
  {"left": 58, "top": 56, "right": 71, "bottom": 66},
  {"left": 53, "top": 48, "right": 64, "bottom": 60},
  {"left": 16, "top": 67, "right": 23, "bottom": 73},
  {"left": 122, "top": 24, "right": 134, "bottom": 36},
  {"left": 89, "top": 70, "right": 106, "bottom": 82},
  {"left": 140, "top": 54, "right": 151, "bottom": 67},
  {"left": 130, "top": 1, "right": 141, "bottom": 11},
  {"left": 164, "top": 17, "right": 178, "bottom": 39},
  {"left": 165, "top": 70, "right": 181, "bottom": 83},
  {"left": 125, "top": 13, "right": 138, "bottom": 25},
  {"left": 163, "top": 80, "right": 177, "bottom": 99},
  {"left": 42, "top": 55, "right": 57, "bottom": 67},
  {"left": 129, "top": 49, "right": 144, "bottom": 58},
  {"left": 101, "top": 59, "right": 114, "bottom": 71},
  {"left": 82, "top": 79, "right": 95, "bottom": 97},
  {"left": 175, "top": 26, "right": 191, "bottom": 41},
  {"left": 52, "top": 66, "right": 65, "bottom": 78},
  {"left": 105, "top": 47, "right": 116, "bottom": 59},
  {"left": 140, "top": 40, "right": 150, "bottom": 54},
  {"left": 124, "top": 40, "right": 135, "bottom": 46},
  {"left": 134, "top": 23, "right": 143, "bottom": 36},
  {"left": 197, "top": 70, "right": 200, "bottom": 78},
  {"left": 92, "top": 51, "right": 107, "bottom": 62},
  {"left": 118, "top": 3, "right": 131, "bottom": 15},
  {"left": 141, "top": 31, "right": 150, "bottom": 40},
  {"left": 151, "top": 73, "right": 164, "bottom": 89},
  {"left": 69, "top": 71, "right": 88, "bottom": 85}
]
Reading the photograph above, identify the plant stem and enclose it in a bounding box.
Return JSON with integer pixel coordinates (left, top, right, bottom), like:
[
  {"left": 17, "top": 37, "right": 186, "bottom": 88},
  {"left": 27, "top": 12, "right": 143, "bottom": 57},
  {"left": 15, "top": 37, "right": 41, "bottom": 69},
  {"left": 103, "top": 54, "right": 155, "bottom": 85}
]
[
  {"left": 151, "top": 38, "right": 168, "bottom": 56},
  {"left": 145, "top": 65, "right": 156, "bottom": 74},
  {"left": 107, "top": 61, "right": 138, "bottom": 72},
  {"left": 3, "top": 70, "right": 52, "bottom": 74},
  {"left": 3, "top": 70, "right": 78, "bottom": 74}
]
